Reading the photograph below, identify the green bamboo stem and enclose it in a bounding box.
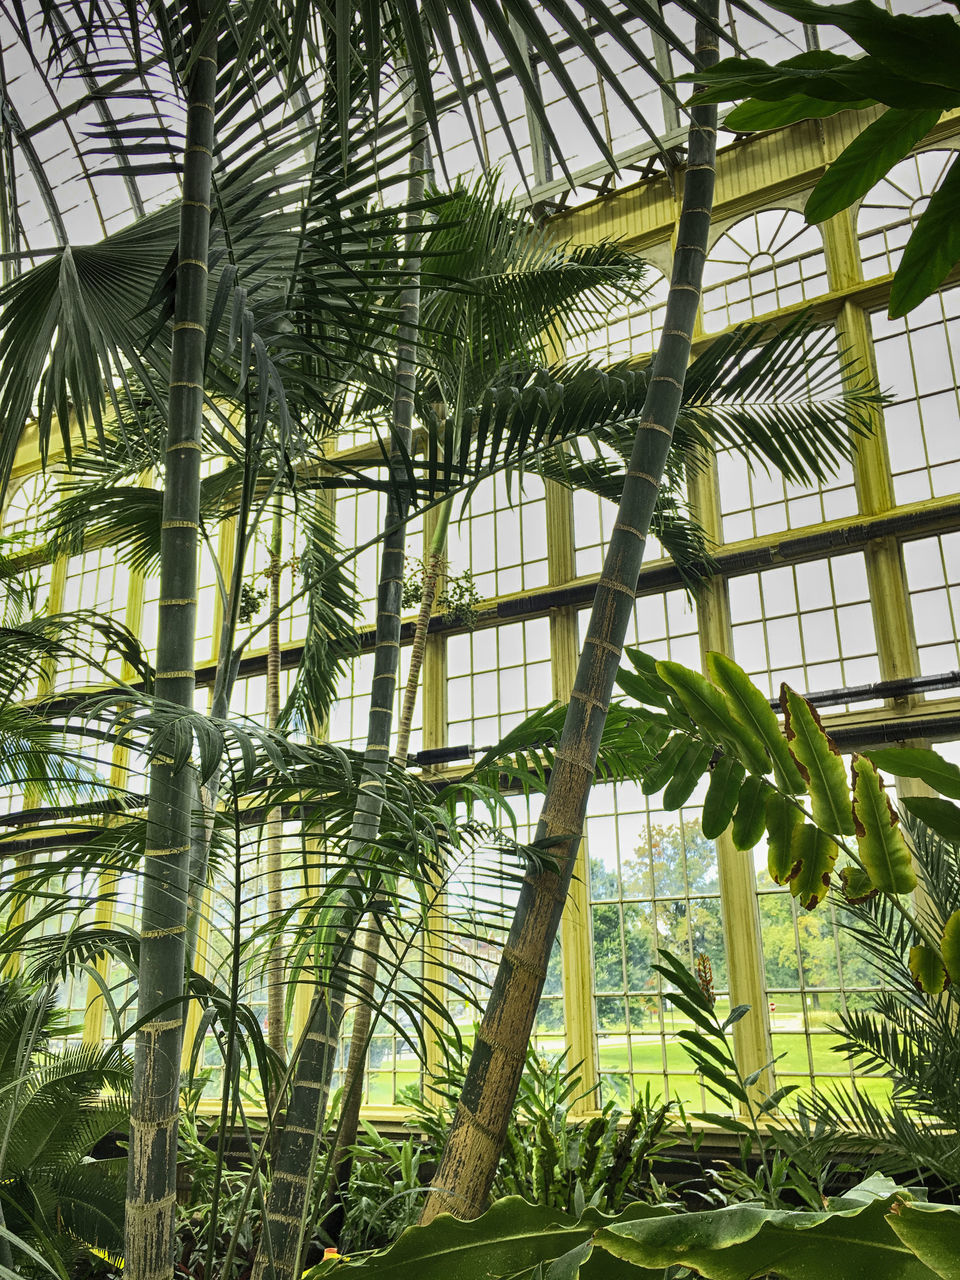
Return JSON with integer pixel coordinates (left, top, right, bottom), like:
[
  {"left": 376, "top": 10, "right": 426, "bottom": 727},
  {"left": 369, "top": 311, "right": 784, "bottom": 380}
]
[
  {"left": 251, "top": 93, "right": 429, "bottom": 1280},
  {"left": 418, "top": 7, "right": 720, "bottom": 1225},
  {"left": 125, "top": 9, "right": 218, "bottom": 1277},
  {"left": 395, "top": 501, "right": 451, "bottom": 764}
]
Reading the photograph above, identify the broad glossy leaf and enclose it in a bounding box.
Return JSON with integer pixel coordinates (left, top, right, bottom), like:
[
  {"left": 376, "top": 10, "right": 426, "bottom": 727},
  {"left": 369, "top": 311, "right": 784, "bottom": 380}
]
[
  {"left": 760, "top": 0, "right": 960, "bottom": 94},
  {"left": 864, "top": 747, "right": 960, "bottom": 802},
  {"left": 702, "top": 755, "right": 746, "bottom": 839},
  {"left": 765, "top": 792, "right": 804, "bottom": 885},
  {"left": 909, "top": 945, "right": 947, "bottom": 996},
  {"left": 657, "top": 661, "right": 769, "bottom": 775},
  {"left": 597, "top": 1177, "right": 937, "bottom": 1279},
  {"left": 851, "top": 756, "right": 916, "bottom": 895},
  {"left": 890, "top": 155, "right": 960, "bottom": 317},
  {"left": 725, "top": 93, "right": 872, "bottom": 131},
  {"left": 902, "top": 796, "right": 960, "bottom": 846},
  {"left": 707, "top": 652, "right": 804, "bottom": 792},
  {"left": 940, "top": 910, "right": 960, "bottom": 985},
  {"left": 309, "top": 1198, "right": 669, "bottom": 1280},
  {"left": 662, "top": 740, "right": 713, "bottom": 811},
  {"left": 886, "top": 1201, "right": 960, "bottom": 1278},
  {"left": 781, "top": 686, "right": 854, "bottom": 835},
  {"left": 805, "top": 108, "right": 941, "bottom": 225},
  {"left": 790, "top": 823, "right": 837, "bottom": 911},
  {"left": 732, "top": 774, "right": 770, "bottom": 852}
]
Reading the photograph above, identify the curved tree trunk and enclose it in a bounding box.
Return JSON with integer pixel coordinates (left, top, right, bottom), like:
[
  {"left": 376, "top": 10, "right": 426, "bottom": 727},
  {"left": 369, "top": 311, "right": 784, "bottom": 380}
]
[
  {"left": 419, "top": 7, "right": 720, "bottom": 1225},
  {"left": 251, "top": 94, "right": 429, "bottom": 1280},
  {"left": 125, "top": 10, "right": 218, "bottom": 1277}
]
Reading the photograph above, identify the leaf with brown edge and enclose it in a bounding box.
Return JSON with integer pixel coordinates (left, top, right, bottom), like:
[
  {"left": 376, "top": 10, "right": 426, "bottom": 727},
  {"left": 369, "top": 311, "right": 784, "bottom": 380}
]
[
  {"left": 789, "top": 823, "right": 837, "bottom": 911},
  {"left": 766, "top": 792, "right": 803, "bottom": 885},
  {"left": 781, "top": 686, "right": 854, "bottom": 835},
  {"left": 941, "top": 910, "right": 960, "bottom": 984},
  {"left": 909, "top": 945, "right": 947, "bottom": 996},
  {"left": 851, "top": 756, "right": 916, "bottom": 895},
  {"left": 840, "top": 865, "right": 877, "bottom": 904}
]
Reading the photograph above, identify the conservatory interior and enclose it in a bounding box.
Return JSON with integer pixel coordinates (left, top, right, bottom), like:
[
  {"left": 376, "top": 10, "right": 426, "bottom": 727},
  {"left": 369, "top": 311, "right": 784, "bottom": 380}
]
[{"left": 4, "top": 0, "right": 960, "bottom": 1277}]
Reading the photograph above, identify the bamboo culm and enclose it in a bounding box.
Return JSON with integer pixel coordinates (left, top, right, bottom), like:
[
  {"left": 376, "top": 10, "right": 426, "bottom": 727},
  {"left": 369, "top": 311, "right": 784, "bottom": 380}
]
[
  {"left": 125, "top": 12, "right": 218, "bottom": 1278},
  {"left": 251, "top": 96, "right": 429, "bottom": 1280},
  {"left": 418, "top": 5, "right": 720, "bottom": 1225}
]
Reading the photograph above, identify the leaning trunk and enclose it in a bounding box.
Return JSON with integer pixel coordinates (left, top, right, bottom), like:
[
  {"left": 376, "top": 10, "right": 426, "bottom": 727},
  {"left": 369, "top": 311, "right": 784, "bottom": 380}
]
[
  {"left": 265, "top": 506, "right": 286, "bottom": 1071},
  {"left": 125, "top": 12, "right": 218, "bottom": 1278},
  {"left": 419, "top": 8, "right": 719, "bottom": 1224},
  {"left": 252, "top": 95, "right": 429, "bottom": 1280}
]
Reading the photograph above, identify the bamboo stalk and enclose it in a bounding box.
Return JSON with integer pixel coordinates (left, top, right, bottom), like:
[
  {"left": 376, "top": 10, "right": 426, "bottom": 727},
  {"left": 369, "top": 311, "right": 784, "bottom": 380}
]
[
  {"left": 419, "top": 5, "right": 720, "bottom": 1224},
  {"left": 125, "top": 7, "right": 218, "bottom": 1276},
  {"left": 265, "top": 505, "right": 287, "bottom": 1071}
]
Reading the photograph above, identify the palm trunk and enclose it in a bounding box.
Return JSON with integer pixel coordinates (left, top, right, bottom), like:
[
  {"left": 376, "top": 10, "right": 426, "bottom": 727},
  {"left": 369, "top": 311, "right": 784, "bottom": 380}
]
[
  {"left": 252, "top": 94, "right": 429, "bottom": 1280},
  {"left": 419, "top": 8, "right": 720, "bottom": 1225},
  {"left": 125, "top": 10, "right": 218, "bottom": 1278},
  {"left": 265, "top": 506, "right": 286, "bottom": 1071},
  {"left": 331, "top": 503, "right": 450, "bottom": 1173}
]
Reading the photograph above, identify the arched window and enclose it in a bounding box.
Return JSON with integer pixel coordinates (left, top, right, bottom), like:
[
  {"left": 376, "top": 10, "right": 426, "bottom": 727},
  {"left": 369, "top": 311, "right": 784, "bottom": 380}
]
[
  {"left": 857, "top": 149, "right": 957, "bottom": 280},
  {"left": 702, "top": 208, "right": 827, "bottom": 333}
]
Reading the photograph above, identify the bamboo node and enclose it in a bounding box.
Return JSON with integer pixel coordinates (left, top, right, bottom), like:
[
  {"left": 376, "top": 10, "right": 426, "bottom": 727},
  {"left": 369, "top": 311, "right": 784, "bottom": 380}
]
[
  {"left": 584, "top": 635, "right": 623, "bottom": 658},
  {"left": 141, "top": 925, "right": 187, "bottom": 938},
  {"left": 454, "top": 1100, "right": 501, "bottom": 1146},
  {"left": 265, "top": 1211, "right": 303, "bottom": 1226},
  {"left": 554, "top": 747, "right": 596, "bottom": 774},
  {"left": 178, "top": 259, "right": 208, "bottom": 269},
  {"left": 156, "top": 671, "right": 196, "bottom": 680},
  {"left": 503, "top": 945, "right": 549, "bottom": 983},
  {"left": 570, "top": 689, "right": 608, "bottom": 713},
  {"left": 600, "top": 579, "right": 637, "bottom": 599},
  {"left": 650, "top": 374, "right": 684, "bottom": 391},
  {"left": 145, "top": 845, "right": 189, "bottom": 858},
  {"left": 611, "top": 521, "right": 647, "bottom": 540},
  {"left": 188, "top": 101, "right": 215, "bottom": 113},
  {"left": 167, "top": 441, "right": 202, "bottom": 452},
  {"left": 169, "top": 380, "right": 203, "bottom": 390},
  {"left": 159, "top": 598, "right": 197, "bottom": 606},
  {"left": 172, "top": 321, "right": 206, "bottom": 332},
  {"left": 141, "top": 1017, "right": 182, "bottom": 1034},
  {"left": 186, "top": 145, "right": 213, "bottom": 156},
  {"left": 161, "top": 520, "right": 200, "bottom": 530},
  {"left": 125, "top": 1190, "right": 178, "bottom": 1217}
]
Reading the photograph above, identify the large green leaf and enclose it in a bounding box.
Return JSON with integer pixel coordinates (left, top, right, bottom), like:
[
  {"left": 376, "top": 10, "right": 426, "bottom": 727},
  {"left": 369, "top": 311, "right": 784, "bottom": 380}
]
[
  {"left": 706, "top": 652, "right": 804, "bottom": 793},
  {"left": 656, "top": 661, "right": 769, "bottom": 775},
  {"left": 886, "top": 1201, "right": 960, "bottom": 1279},
  {"left": 725, "top": 93, "right": 872, "bottom": 131},
  {"left": 597, "top": 1177, "right": 939, "bottom": 1279},
  {"left": 781, "top": 686, "right": 854, "bottom": 835},
  {"left": 731, "top": 774, "right": 770, "bottom": 852},
  {"left": 306, "top": 1199, "right": 669, "bottom": 1280},
  {"left": 702, "top": 755, "right": 746, "bottom": 839},
  {"left": 851, "top": 756, "right": 916, "bottom": 895},
  {"left": 662, "top": 740, "right": 713, "bottom": 811},
  {"left": 805, "top": 107, "right": 941, "bottom": 225},
  {"left": 765, "top": 792, "right": 804, "bottom": 885},
  {"left": 902, "top": 796, "right": 960, "bottom": 846},
  {"left": 864, "top": 747, "right": 960, "bottom": 802},
  {"left": 789, "top": 823, "right": 837, "bottom": 911},
  {"left": 908, "top": 945, "right": 947, "bottom": 997},
  {"left": 890, "top": 154, "right": 960, "bottom": 318}
]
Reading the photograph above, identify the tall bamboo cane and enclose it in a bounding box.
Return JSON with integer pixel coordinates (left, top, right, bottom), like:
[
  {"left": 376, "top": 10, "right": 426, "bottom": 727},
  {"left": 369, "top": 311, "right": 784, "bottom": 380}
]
[
  {"left": 419, "top": 6, "right": 720, "bottom": 1224},
  {"left": 125, "top": 9, "right": 218, "bottom": 1277},
  {"left": 265, "top": 506, "right": 287, "bottom": 1071},
  {"left": 251, "top": 93, "right": 429, "bottom": 1280}
]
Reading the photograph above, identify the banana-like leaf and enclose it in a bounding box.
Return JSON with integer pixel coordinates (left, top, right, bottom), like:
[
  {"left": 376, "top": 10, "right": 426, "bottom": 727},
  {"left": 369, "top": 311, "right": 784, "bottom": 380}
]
[
  {"left": 940, "top": 910, "right": 960, "bottom": 985},
  {"left": 902, "top": 796, "right": 960, "bottom": 846},
  {"left": 781, "top": 685, "right": 855, "bottom": 836},
  {"left": 790, "top": 822, "right": 837, "bottom": 911},
  {"left": 702, "top": 755, "right": 746, "bottom": 839},
  {"left": 864, "top": 747, "right": 960, "bottom": 802},
  {"left": 731, "top": 774, "right": 770, "bottom": 852},
  {"left": 908, "top": 945, "right": 947, "bottom": 996},
  {"left": 598, "top": 1175, "right": 946, "bottom": 1279},
  {"left": 887, "top": 1201, "right": 960, "bottom": 1279},
  {"left": 657, "top": 661, "right": 769, "bottom": 775},
  {"left": 839, "top": 865, "right": 877, "bottom": 904},
  {"left": 765, "top": 792, "right": 804, "bottom": 885},
  {"left": 706, "top": 652, "right": 804, "bottom": 793},
  {"left": 640, "top": 733, "right": 692, "bottom": 797},
  {"left": 304, "top": 1198, "right": 669, "bottom": 1280},
  {"left": 851, "top": 756, "right": 916, "bottom": 895}
]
